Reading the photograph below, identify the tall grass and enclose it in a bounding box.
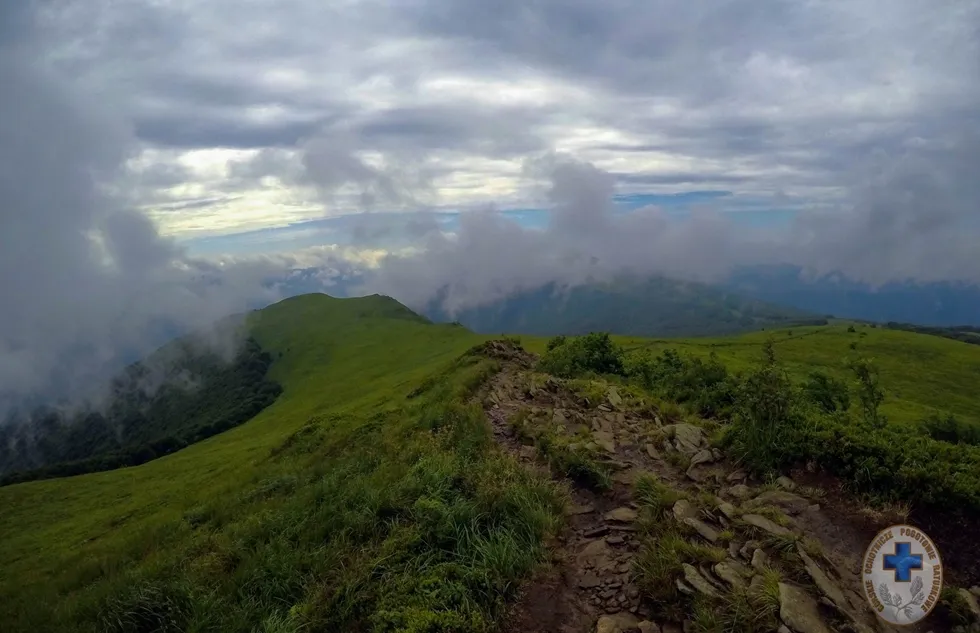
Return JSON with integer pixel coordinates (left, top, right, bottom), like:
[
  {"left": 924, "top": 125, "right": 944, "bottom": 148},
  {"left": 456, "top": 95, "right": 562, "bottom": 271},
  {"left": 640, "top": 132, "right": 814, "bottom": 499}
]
[{"left": 0, "top": 297, "right": 564, "bottom": 633}]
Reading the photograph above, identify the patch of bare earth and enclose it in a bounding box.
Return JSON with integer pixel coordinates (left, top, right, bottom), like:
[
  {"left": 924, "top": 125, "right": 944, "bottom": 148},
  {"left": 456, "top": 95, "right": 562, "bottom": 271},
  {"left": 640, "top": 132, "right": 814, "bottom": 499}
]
[{"left": 474, "top": 341, "right": 974, "bottom": 633}]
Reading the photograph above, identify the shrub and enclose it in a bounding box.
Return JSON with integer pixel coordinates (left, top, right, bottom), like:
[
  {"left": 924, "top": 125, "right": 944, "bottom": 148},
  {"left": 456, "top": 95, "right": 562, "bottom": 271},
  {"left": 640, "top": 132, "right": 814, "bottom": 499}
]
[
  {"left": 537, "top": 333, "right": 624, "bottom": 378},
  {"left": 788, "top": 415, "right": 980, "bottom": 511},
  {"left": 921, "top": 413, "right": 980, "bottom": 447},
  {"left": 624, "top": 349, "right": 736, "bottom": 418},
  {"left": 802, "top": 371, "right": 850, "bottom": 413},
  {"left": 545, "top": 335, "right": 566, "bottom": 351},
  {"left": 723, "top": 341, "right": 806, "bottom": 473},
  {"left": 848, "top": 358, "right": 886, "bottom": 429}
]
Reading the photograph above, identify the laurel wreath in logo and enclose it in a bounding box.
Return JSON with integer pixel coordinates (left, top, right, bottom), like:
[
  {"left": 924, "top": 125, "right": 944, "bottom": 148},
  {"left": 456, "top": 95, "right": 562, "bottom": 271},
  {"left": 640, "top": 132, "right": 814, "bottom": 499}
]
[{"left": 878, "top": 576, "right": 925, "bottom": 620}]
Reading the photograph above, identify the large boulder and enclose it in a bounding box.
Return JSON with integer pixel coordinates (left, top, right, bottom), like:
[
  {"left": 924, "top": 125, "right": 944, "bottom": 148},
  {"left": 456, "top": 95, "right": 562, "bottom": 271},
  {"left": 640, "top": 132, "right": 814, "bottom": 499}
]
[
  {"left": 796, "top": 547, "right": 847, "bottom": 611},
  {"left": 672, "top": 499, "right": 698, "bottom": 522},
  {"left": 578, "top": 539, "right": 614, "bottom": 567},
  {"left": 607, "top": 387, "right": 624, "bottom": 409},
  {"left": 689, "top": 449, "right": 715, "bottom": 468},
  {"left": 605, "top": 507, "right": 639, "bottom": 523},
  {"left": 747, "top": 490, "right": 811, "bottom": 515},
  {"left": 682, "top": 564, "right": 719, "bottom": 597},
  {"left": 726, "top": 484, "right": 754, "bottom": 500},
  {"left": 683, "top": 517, "right": 720, "bottom": 543},
  {"left": 742, "top": 513, "right": 794, "bottom": 537},
  {"left": 597, "top": 612, "right": 640, "bottom": 633},
  {"left": 716, "top": 500, "right": 738, "bottom": 520},
  {"left": 714, "top": 562, "right": 748, "bottom": 589},
  {"left": 776, "top": 476, "right": 796, "bottom": 490},
  {"left": 663, "top": 423, "right": 705, "bottom": 454},
  {"left": 593, "top": 430, "right": 617, "bottom": 454},
  {"left": 751, "top": 548, "right": 770, "bottom": 571},
  {"left": 779, "top": 583, "right": 831, "bottom": 633}
]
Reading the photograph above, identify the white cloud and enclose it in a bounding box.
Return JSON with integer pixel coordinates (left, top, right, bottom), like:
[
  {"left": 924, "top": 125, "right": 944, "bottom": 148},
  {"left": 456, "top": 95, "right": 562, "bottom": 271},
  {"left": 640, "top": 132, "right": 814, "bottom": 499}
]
[
  {"left": 2, "top": 0, "right": 979, "bottom": 406},
  {"left": 24, "top": 0, "right": 973, "bottom": 239}
]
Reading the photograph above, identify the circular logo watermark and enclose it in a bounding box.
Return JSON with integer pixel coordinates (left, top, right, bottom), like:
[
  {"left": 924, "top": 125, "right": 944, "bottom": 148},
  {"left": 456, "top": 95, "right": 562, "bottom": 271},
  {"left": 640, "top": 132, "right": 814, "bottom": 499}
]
[{"left": 862, "top": 524, "right": 943, "bottom": 626}]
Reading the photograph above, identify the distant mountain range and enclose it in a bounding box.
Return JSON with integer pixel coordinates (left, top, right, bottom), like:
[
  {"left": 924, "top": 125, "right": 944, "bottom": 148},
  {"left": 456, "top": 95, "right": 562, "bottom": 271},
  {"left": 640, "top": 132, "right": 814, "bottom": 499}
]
[
  {"left": 275, "top": 264, "right": 980, "bottom": 336},
  {"left": 423, "top": 275, "right": 825, "bottom": 337},
  {"left": 45, "top": 265, "right": 973, "bottom": 392},
  {"left": 722, "top": 265, "right": 980, "bottom": 327}
]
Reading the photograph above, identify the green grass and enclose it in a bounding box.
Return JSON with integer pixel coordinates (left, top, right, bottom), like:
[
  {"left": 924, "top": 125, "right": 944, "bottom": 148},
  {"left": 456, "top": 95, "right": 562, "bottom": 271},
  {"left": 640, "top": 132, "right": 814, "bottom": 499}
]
[
  {"left": 0, "top": 294, "right": 564, "bottom": 633},
  {"left": 507, "top": 404, "right": 612, "bottom": 490},
  {"left": 533, "top": 325, "right": 980, "bottom": 514},
  {"left": 7, "top": 300, "right": 980, "bottom": 631},
  {"left": 612, "top": 322, "right": 980, "bottom": 428}
]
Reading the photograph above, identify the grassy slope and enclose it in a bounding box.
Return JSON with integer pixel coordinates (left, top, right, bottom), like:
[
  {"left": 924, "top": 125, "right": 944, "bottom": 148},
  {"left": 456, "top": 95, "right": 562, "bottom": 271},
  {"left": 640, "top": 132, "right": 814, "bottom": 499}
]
[
  {"left": 0, "top": 296, "right": 445, "bottom": 581},
  {"left": 0, "top": 294, "right": 563, "bottom": 632},
  {"left": 5, "top": 296, "right": 979, "bottom": 631},
  {"left": 522, "top": 322, "right": 980, "bottom": 428}
]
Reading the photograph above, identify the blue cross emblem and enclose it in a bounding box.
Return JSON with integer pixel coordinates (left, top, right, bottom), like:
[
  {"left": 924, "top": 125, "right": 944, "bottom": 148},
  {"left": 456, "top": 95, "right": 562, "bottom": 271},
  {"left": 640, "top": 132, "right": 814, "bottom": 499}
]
[{"left": 883, "top": 542, "right": 923, "bottom": 582}]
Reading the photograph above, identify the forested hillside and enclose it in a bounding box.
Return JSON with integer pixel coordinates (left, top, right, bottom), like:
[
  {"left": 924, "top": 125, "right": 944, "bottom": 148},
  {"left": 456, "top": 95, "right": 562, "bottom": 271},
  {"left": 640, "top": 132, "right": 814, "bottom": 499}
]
[{"left": 0, "top": 335, "right": 281, "bottom": 484}]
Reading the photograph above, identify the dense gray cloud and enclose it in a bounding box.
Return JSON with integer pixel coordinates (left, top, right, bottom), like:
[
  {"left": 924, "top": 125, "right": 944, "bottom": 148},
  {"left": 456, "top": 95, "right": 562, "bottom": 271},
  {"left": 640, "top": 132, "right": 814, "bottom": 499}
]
[
  {"left": 33, "top": 0, "right": 979, "bottom": 222},
  {"left": 0, "top": 24, "right": 285, "bottom": 412},
  {"left": 365, "top": 156, "right": 760, "bottom": 311},
  {"left": 2, "top": 0, "right": 980, "bottom": 405},
  {"left": 366, "top": 135, "right": 980, "bottom": 312}
]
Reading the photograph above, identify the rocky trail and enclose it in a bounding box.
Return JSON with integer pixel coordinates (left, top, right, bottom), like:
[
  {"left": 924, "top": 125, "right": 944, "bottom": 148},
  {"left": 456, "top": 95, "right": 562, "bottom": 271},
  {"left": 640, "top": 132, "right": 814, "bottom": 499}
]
[{"left": 474, "top": 341, "right": 980, "bottom": 633}]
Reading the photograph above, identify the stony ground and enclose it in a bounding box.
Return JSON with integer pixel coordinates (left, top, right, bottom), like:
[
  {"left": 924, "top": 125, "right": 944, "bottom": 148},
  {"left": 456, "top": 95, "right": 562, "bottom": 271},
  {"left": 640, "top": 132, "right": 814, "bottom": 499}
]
[{"left": 474, "top": 341, "right": 980, "bottom": 633}]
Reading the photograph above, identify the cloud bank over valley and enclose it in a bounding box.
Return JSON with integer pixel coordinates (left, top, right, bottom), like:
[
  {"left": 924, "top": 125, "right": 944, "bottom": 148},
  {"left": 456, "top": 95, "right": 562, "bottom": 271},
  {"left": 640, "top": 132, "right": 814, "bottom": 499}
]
[{"left": 1, "top": 0, "right": 979, "bottom": 406}]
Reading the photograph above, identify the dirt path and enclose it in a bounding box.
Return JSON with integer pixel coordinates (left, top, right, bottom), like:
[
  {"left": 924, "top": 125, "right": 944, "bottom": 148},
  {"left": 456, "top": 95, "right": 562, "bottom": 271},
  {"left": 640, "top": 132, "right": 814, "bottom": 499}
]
[
  {"left": 481, "top": 343, "right": 675, "bottom": 633},
  {"left": 474, "top": 341, "right": 959, "bottom": 633}
]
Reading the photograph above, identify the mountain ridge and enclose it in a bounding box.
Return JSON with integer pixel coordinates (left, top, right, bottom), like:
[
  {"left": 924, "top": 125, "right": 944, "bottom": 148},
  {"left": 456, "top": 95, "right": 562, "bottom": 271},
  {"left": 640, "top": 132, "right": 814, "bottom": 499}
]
[
  {"left": 425, "top": 275, "right": 826, "bottom": 337},
  {"left": 724, "top": 265, "right": 980, "bottom": 326},
  {"left": 3, "top": 294, "right": 980, "bottom": 631}
]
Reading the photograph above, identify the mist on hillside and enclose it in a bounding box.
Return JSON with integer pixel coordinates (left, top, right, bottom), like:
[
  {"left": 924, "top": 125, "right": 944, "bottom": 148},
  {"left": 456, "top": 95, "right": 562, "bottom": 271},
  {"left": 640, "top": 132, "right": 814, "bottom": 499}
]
[
  {"left": 358, "top": 135, "right": 980, "bottom": 316},
  {"left": 2, "top": 0, "right": 980, "bottom": 413},
  {"left": 0, "top": 13, "right": 284, "bottom": 416}
]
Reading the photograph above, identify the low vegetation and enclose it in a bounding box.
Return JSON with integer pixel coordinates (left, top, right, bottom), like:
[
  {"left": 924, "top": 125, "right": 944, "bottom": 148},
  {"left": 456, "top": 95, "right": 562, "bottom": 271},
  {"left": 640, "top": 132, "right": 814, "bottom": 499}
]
[
  {"left": 507, "top": 405, "right": 612, "bottom": 490},
  {"left": 605, "top": 322, "right": 980, "bottom": 428},
  {"left": 0, "top": 295, "right": 564, "bottom": 633},
  {"left": 5, "top": 296, "right": 980, "bottom": 632},
  {"left": 540, "top": 330, "right": 980, "bottom": 515},
  {"left": 631, "top": 474, "right": 784, "bottom": 632}
]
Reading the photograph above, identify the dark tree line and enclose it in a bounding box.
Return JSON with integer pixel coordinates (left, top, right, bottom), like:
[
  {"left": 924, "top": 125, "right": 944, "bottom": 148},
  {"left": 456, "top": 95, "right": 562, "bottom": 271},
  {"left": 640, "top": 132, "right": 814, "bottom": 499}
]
[
  {"left": 0, "top": 337, "right": 281, "bottom": 485},
  {"left": 885, "top": 322, "right": 980, "bottom": 346}
]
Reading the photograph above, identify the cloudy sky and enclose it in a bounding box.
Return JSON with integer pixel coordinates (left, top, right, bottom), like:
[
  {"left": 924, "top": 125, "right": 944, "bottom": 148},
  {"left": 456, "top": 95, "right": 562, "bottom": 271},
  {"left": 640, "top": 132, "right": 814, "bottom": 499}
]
[
  {"left": 2, "top": 0, "right": 979, "bottom": 404},
  {"left": 27, "top": 0, "right": 980, "bottom": 243}
]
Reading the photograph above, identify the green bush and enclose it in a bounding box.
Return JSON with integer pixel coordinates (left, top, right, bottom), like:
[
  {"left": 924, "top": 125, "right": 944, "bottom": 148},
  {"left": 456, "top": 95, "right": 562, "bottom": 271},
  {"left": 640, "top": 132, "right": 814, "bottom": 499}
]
[
  {"left": 538, "top": 332, "right": 624, "bottom": 378},
  {"left": 723, "top": 342, "right": 807, "bottom": 472},
  {"left": 624, "top": 349, "right": 736, "bottom": 418},
  {"left": 791, "top": 420, "right": 980, "bottom": 510},
  {"left": 717, "top": 343, "right": 980, "bottom": 514},
  {"left": 801, "top": 371, "right": 850, "bottom": 413},
  {"left": 545, "top": 335, "right": 567, "bottom": 351},
  {"left": 848, "top": 357, "right": 886, "bottom": 429},
  {"left": 921, "top": 413, "right": 980, "bottom": 446}
]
